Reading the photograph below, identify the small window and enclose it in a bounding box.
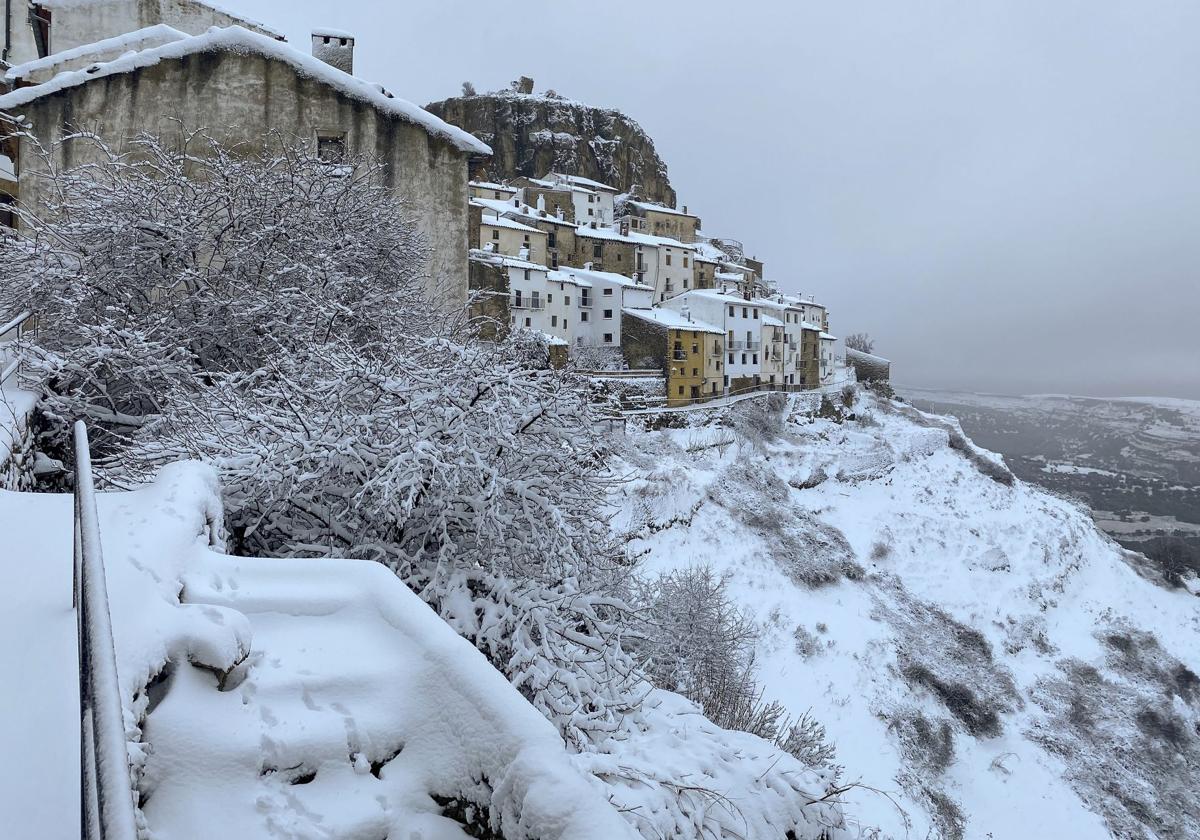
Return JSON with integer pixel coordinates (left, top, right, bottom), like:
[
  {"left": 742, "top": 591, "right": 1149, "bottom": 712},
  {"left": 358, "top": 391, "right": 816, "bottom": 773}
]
[
  {"left": 593, "top": 243, "right": 602, "bottom": 258},
  {"left": 683, "top": 257, "right": 689, "bottom": 268},
  {"left": 678, "top": 385, "right": 685, "bottom": 395},
  {"left": 523, "top": 234, "right": 530, "bottom": 242},
  {"left": 753, "top": 353, "right": 758, "bottom": 364},
  {"left": 753, "top": 308, "right": 759, "bottom": 319},
  {"left": 317, "top": 133, "right": 347, "bottom": 163},
  {"left": 547, "top": 294, "right": 553, "bottom": 303},
  {"left": 564, "top": 296, "right": 570, "bottom": 305},
  {"left": 551, "top": 315, "right": 558, "bottom": 327},
  {"left": 665, "top": 254, "right": 672, "bottom": 266},
  {"left": 603, "top": 309, "right": 613, "bottom": 319},
  {"left": 604, "top": 333, "right": 613, "bottom": 343},
  {"left": 581, "top": 312, "right": 589, "bottom": 322},
  {"left": 588, "top": 208, "right": 594, "bottom": 216},
  {"left": 603, "top": 288, "right": 614, "bottom": 296},
  {"left": 729, "top": 306, "right": 734, "bottom": 316},
  {"left": 563, "top": 319, "right": 568, "bottom": 328},
  {"left": 743, "top": 307, "right": 748, "bottom": 318},
  {"left": 525, "top": 317, "right": 531, "bottom": 327},
  {"left": 692, "top": 367, "right": 698, "bottom": 376},
  {"left": 492, "top": 229, "right": 500, "bottom": 240}
]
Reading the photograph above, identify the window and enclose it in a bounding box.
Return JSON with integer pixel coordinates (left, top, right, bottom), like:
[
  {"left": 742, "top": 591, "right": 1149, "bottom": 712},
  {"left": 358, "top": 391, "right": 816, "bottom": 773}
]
[
  {"left": 30, "top": 5, "right": 51, "bottom": 58},
  {"left": 753, "top": 353, "right": 758, "bottom": 364},
  {"left": 741, "top": 353, "right": 747, "bottom": 364},
  {"left": 665, "top": 254, "right": 672, "bottom": 266},
  {"left": 683, "top": 278, "right": 689, "bottom": 289},
  {"left": 616, "top": 253, "right": 622, "bottom": 262},
  {"left": 563, "top": 319, "right": 568, "bottom": 328},
  {"left": 728, "top": 353, "right": 734, "bottom": 364},
  {"left": 678, "top": 385, "right": 685, "bottom": 395},
  {"left": 0, "top": 194, "right": 14, "bottom": 230},
  {"left": 753, "top": 308, "right": 759, "bottom": 319},
  {"left": 593, "top": 242, "right": 602, "bottom": 258},
  {"left": 728, "top": 306, "right": 735, "bottom": 317},
  {"left": 514, "top": 290, "right": 522, "bottom": 307},
  {"left": 683, "top": 256, "right": 689, "bottom": 268},
  {"left": 523, "top": 234, "right": 530, "bottom": 242},
  {"left": 523, "top": 269, "right": 530, "bottom": 280},
  {"left": 691, "top": 343, "right": 699, "bottom": 354},
  {"left": 547, "top": 294, "right": 553, "bottom": 303},
  {"left": 581, "top": 311, "right": 589, "bottom": 322},
  {"left": 604, "top": 333, "right": 613, "bottom": 343},
  {"left": 494, "top": 191, "right": 503, "bottom": 199},
  {"left": 588, "top": 208, "right": 594, "bottom": 216},
  {"left": 317, "top": 132, "right": 347, "bottom": 163},
  {"left": 492, "top": 229, "right": 500, "bottom": 241},
  {"left": 603, "top": 309, "right": 613, "bottom": 319},
  {"left": 532, "top": 292, "right": 540, "bottom": 307},
  {"left": 551, "top": 315, "right": 558, "bottom": 327},
  {"left": 603, "top": 288, "right": 614, "bottom": 296},
  {"left": 692, "top": 368, "right": 698, "bottom": 377},
  {"left": 564, "top": 296, "right": 570, "bottom": 306},
  {"left": 525, "top": 317, "right": 531, "bottom": 327},
  {"left": 743, "top": 307, "right": 748, "bottom": 318},
  {"left": 548, "top": 232, "right": 557, "bottom": 248}
]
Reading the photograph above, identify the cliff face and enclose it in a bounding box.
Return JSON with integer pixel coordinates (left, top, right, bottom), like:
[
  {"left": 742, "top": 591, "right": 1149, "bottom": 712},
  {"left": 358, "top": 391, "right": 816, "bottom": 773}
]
[{"left": 426, "top": 91, "right": 676, "bottom": 206}]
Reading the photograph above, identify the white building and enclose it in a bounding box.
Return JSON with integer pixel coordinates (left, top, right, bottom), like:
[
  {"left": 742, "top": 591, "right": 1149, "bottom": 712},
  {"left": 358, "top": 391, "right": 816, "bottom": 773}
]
[
  {"left": 547, "top": 172, "right": 618, "bottom": 224},
  {"left": 554, "top": 265, "right": 653, "bottom": 350},
  {"left": 820, "top": 332, "right": 838, "bottom": 385},
  {"left": 477, "top": 207, "right": 549, "bottom": 267},
  {"left": 660, "top": 289, "right": 764, "bottom": 392}
]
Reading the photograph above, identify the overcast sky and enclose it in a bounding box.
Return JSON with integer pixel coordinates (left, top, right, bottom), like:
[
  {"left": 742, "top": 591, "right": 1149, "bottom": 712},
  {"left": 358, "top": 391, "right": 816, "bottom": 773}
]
[{"left": 245, "top": 0, "right": 1200, "bottom": 398}]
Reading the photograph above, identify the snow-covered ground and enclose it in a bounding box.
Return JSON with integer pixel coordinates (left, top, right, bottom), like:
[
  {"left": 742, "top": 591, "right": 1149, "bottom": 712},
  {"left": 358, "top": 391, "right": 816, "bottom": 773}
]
[
  {"left": 613, "top": 391, "right": 1200, "bottom": 839},
  {"left": 0, "top": 463, "right": 635, "bottom": 839}
]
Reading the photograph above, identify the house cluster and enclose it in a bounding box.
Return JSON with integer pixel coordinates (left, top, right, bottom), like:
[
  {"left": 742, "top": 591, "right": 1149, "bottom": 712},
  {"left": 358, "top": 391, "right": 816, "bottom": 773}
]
[
  {"left": 468, "top": 169, "right": 842, "bottom": 405},
  {"left": 0, "top": 1, "right": 846, "bottom": 408}
]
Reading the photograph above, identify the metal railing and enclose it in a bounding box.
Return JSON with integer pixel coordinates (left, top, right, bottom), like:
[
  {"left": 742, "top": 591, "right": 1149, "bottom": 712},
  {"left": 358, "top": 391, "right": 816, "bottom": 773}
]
[
  {"left": 73, "top": 421, "right": 139, "bottom": 840},
  {"left": 511, "top": 298, "right": 545, "bottom": 310}
]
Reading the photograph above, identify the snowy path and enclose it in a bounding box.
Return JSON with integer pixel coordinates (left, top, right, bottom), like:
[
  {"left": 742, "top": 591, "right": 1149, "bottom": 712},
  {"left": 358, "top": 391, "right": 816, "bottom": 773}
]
[{"left": 0, "top": 491, "right": 79, "bottom": 840}]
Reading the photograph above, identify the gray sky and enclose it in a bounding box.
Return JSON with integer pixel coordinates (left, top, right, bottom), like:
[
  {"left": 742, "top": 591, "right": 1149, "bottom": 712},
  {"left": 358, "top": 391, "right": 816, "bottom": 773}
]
[{"left": 244, "top": 0, "right": 1200, "bottom": 398}]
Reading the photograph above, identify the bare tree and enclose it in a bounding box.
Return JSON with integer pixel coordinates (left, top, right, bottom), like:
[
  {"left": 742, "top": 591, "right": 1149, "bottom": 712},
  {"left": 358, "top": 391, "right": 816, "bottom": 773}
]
[
  {"left": 845, "top": 332, "right": 876, "bottom": 354},
  {"left": 461, "top": 80, "right": 477, "bottom": 97}
]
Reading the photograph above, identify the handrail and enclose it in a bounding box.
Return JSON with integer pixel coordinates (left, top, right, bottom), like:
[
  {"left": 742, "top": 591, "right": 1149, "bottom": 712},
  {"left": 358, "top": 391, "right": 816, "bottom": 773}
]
[
  {"left": 73, "top": 421, "right": 139, "bottom": 840},
  {"left": 0, "top": 308, "right": 31, "bottom": 338}
]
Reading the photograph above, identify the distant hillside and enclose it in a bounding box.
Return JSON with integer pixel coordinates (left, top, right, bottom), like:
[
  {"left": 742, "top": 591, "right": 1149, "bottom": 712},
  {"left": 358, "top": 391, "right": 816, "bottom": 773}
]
[{"left": 426, "top": 86, "right": 676, "bottom": 205}]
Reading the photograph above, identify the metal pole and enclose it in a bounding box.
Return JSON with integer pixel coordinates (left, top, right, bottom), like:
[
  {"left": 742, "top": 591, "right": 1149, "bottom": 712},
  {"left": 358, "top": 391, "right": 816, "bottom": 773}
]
[{"left": 73, "top": 421, "right": 139, "bottom": 839}]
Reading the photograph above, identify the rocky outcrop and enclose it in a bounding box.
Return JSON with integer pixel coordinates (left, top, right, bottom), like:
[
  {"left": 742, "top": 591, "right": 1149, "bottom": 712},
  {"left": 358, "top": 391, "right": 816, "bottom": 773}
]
[{"left": 426, "top": 88, "right": 676, "bottom": 206}]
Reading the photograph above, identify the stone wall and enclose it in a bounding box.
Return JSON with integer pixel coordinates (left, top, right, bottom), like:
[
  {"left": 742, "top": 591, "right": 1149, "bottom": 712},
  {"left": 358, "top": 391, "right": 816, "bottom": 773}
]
[
  {"left": 846, "top": 347, "right": 891, "bottom": 383},
  {"left": 12, "top": 49, "right": 473, "bottom": 309},
  {"left": 467, "top": 257, "right": 510, "bottom": 340},
  {"left": 620, "top": 312, "right": 667, "bottom": 372},
  {"left": 574, "top": 232, "right": 634, "bottom": 275}
]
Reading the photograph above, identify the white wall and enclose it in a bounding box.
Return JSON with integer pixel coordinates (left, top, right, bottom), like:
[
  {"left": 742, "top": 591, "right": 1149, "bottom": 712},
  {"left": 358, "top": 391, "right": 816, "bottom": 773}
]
[{"left": 662, "top": 291, "right": 763, "bottom": 389}]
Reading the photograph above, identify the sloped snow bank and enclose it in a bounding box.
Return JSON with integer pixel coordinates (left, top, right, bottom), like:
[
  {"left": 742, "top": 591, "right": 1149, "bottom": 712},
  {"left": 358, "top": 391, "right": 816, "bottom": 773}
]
[{"left": 614, "top": 390, "right": 1199, "bottom": 839}]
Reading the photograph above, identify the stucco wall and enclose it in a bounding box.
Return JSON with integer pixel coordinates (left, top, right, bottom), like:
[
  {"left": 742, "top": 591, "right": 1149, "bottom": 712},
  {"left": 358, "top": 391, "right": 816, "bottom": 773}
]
[{"left": 14, "top": 49, "right": 472, "bottom": 308}]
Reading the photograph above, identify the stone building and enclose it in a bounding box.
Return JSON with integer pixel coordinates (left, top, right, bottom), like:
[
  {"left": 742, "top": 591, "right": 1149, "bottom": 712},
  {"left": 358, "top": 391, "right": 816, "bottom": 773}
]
[
  {"left": 0, "top": 26, "right": 490, "bottom": 308},
  {"left": 620, "top": 307, "right": 724, "bottom": 406},
  {"left": 620, "top": 199, "right": 700, "bottom": 244},
  {"left": 511, "top": 176, "right": 576, "bottom": 223},
  {"left": 574, "top": 226, "right": 636, "bottom": 276},
  {"left": 478, "top": 210, "right": 549, "bottom": 267}
]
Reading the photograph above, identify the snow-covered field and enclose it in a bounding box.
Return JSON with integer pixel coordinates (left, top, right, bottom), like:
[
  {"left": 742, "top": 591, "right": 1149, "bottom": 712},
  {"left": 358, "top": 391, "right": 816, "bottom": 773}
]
[{"left": 613, "top": 392, "right": 1200, "bottom": 839}]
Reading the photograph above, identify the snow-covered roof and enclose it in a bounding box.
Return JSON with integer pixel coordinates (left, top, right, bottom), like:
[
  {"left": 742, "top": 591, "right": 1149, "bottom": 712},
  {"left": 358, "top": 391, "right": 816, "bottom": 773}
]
[
  {"left": 39, "top": 0, "right": 285, "bottom": 40},
  {"left": 0, "top": 26, "right": 491, "bottom": 156},
  {"left": 470, "top": 180, "right": 517, "bottom": 192},
  {"left": 480, "top": 213, "right": 544, "bottom": 234},
  {"left": 820, "top": 332, "right": 838, "bottom": 341},
  {"left": 528, "top": 176, "right": 596, "bottom": 195},
  {"left": 468, "top": 249, "right": 549, "bottom": 272},
  {"left": 472, "top": 197, "right": 576, "bottom": 227},
  {"left": 762, "top": 315, "right": 784, "bottom": 328},
  {"left": 559, "top": 265, "right": 649, "bottom": 289},
  {"left": 311, "top": 26, "right": 355, "bottom": 40},
  {"left": 576, "top": 224, "right": 694, "bottom": 250},
  {"left": 550, "top": 172, "right": 620, "bottom": 193},
  {"left": 3, "top": 24, "right": 188, "bottom": 81},
  {"left": 547, "top": 270, "right": 593, "bottom": 288},
  {"left": 623, "top": 307, "right": 723, "bottom": 334},
  {"left": 626, "top": 200, "right": 698, "bottom": 219}
]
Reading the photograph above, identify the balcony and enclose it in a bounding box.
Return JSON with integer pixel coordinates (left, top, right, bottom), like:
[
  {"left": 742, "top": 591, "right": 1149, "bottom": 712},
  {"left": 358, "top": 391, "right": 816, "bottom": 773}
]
[
  {"left": 671, "top": 350, "right": 688, "bottom": 361},
  {"left": 710, "top": 344, "right": 723, "bottom": 356},
  {"left": 578, "top": 297, "right": 592, "bottom": 307},
  {"left": 727, "top": 340, "right": 762, "bottom": 351},
  {"left": 511, "top": 299, "right": 545, "bottom": 310}
]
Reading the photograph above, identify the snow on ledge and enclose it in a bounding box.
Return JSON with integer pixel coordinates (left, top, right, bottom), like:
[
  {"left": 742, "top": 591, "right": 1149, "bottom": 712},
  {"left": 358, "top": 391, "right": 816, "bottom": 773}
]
[
  {"left": 0, "top": 26, "right": 491, "bottom": 157},
  {"left": 3, "top": 24, "right": 189, "bottom": 81}
]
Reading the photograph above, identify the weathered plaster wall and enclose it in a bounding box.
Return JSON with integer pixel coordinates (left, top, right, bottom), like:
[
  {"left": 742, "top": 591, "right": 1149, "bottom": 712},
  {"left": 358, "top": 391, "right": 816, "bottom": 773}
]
[{"left": 15, "top": 50, "right": 472, "bottom": 308}]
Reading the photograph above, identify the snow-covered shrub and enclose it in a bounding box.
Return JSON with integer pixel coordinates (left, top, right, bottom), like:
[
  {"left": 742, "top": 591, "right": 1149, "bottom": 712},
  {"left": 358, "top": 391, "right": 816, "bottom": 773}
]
[{"left": 0, "top": 129, "right": 430, "bottom": 441}]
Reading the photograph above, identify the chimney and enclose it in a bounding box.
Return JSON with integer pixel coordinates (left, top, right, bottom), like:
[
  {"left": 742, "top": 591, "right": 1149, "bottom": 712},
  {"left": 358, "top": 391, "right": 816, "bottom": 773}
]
[
  {"left": 556, "top": 206, "right": 564, "bottom": 221},
  {"left": 312, "top": 29, "right": 355, "bottom": 75},
  {"left": 536, "top": 194, "right": 546, "bottom": 212},
  {"left": 682, "top": 205, "right": 688, "bottom": 214},
  {"left": 584, "top": 261, "right": 593, "bottom": 270}
]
